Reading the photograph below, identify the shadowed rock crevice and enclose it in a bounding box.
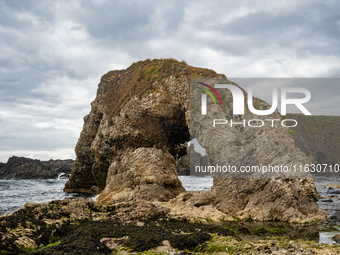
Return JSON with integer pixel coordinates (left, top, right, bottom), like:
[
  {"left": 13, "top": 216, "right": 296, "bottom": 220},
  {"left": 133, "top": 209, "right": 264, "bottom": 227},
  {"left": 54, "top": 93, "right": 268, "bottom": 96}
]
[{"left": 64, "top": 104, "right": 103, "bottom": 193}]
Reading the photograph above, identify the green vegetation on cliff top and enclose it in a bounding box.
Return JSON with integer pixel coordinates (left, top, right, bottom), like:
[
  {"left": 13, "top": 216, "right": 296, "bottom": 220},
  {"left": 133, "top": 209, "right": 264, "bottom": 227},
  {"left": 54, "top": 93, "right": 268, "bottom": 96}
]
[{"left": 100, "top": 58, "right": 217, "bottom": 117}]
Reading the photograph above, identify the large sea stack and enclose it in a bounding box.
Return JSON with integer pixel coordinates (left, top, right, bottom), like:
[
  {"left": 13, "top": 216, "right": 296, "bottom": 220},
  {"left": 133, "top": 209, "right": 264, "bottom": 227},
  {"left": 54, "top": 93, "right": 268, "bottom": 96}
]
[{"left": 64, "top": 58, "right": 327, "bottom": 223}]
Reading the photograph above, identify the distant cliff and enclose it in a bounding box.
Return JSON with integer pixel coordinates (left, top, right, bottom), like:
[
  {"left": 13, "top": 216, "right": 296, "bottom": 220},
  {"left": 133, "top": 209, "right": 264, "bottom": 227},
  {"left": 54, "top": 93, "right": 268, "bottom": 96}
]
[
  {"left": 0, "top": 156, "right": 74, "bottom": 179},
  {"left": 287, "top": 114, "right": 340, "bottom": 165}
]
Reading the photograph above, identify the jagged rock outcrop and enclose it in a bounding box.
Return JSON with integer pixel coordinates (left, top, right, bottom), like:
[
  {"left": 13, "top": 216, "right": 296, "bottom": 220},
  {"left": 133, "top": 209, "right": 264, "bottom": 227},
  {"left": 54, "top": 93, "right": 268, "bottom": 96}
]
[
  {"left": 99, "top": 147, "right": 185, "bottom": 203},
  {"left": 0, "top": 156, "right": 74, "bottom": 179},
  {"left": 65, "top": 58, "right": 216, "bottom": 195},
  {"left": 185, "top": 77, "right": 327, "bottom": 222},
  {"left": 175, "top": 155, "right": 190, "bottom": 175},
  {"left": 64, "top": 58, "right": 327, "bottom": 222}
]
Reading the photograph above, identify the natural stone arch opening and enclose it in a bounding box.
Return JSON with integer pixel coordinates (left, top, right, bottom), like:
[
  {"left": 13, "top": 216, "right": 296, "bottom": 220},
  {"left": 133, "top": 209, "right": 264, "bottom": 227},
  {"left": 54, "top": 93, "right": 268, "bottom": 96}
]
[
  {"left": 159, "top": 109, "right": 190, "bottom": 160},
  {"left": 95, "top": 101, "right": 191, "bottom": 204},
  {"left": 176, "top": 138, "right": 213, "bottom": 191}
]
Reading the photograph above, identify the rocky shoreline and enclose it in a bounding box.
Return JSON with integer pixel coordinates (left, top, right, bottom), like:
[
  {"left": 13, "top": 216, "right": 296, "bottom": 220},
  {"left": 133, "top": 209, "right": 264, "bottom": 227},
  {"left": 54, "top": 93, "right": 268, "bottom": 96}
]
[
  {"left": 2, "top": 59, "right": 340, "bottom": 254},
  {"left": 1, "top": 198, "right": 340, "bottom": 254},
  {"left": 0, "top": 156, "right": 74, "bottom": 180}
]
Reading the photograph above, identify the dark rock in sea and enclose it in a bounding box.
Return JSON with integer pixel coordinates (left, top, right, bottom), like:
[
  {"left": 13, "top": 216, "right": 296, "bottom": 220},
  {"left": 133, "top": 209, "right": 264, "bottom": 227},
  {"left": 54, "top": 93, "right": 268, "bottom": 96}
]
[
  {"left": 332, "top": 211, "right": 340, "bottom": 221},
  {"left": 327, "top": 188, "right": 340, "bottom": 194},
  {"left": 0, "top": 156, "right": 74, "bottom": 179},
  {"left": 0, "top": 184, "right": 10, "bottom": 191},
  {"left": 58, "top": 173, "right": 71, "bottom": 179},
  {"left": 178, "top": 167, "right": 191, "bottom": 176},
  {"left": 333, "top": 234, "right": 340, "bottom": 243},
  {"left": 176, "top": 154, "right": 190, "bottom": 175},
  {"left": 320, "top": 199, "right": 333, "bottom": 203},
  {"left": 176, "top": 149, "right": 208, "bottom": 176}
]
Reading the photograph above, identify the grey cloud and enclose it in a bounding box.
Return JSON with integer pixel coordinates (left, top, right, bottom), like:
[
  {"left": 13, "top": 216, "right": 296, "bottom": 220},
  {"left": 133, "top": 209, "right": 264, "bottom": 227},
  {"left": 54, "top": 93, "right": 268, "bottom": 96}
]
[
  {"left": 0, "top": 0, "right": 339, "bottom": 162},
  {"left": 74, "top": 1, "right": 187, "bottom": 49}
]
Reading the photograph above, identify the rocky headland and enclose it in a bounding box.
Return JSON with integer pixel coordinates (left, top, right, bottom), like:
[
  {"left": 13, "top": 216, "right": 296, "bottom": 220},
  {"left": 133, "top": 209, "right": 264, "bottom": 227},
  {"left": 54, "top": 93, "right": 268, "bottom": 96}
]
[
  {"left": 0, "top": 156, "right": 74, "bottom": 179},
  {"left": 2, "top": 58, "right": 339, "bottom": 254},
  {"left": 63, "top": 58, "right": 326, "bottom": 223}
]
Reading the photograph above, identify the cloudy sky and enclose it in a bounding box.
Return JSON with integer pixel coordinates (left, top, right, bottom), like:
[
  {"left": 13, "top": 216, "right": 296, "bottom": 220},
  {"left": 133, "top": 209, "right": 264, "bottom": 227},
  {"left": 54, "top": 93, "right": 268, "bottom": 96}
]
[{"left": 0, "top": 0, "right": 339, "bottom": 162}]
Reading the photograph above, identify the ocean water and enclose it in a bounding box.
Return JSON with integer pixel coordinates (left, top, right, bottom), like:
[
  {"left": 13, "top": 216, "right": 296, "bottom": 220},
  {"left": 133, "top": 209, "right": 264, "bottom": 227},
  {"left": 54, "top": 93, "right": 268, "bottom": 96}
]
[
  {"left": 0, "top": 178, "right": 94, "bottom": 216},
  {"left": 1, "top": 175, "right": 339, "bottom": 244},
  {"left": 0, "top": 175, "right": 338, "bottom": 216},
  {"left": 178, "top": 175, "right": 213, "bottom": 191},
  {"left": 0, "top": 175, "right": 213, "bottom": 216}
]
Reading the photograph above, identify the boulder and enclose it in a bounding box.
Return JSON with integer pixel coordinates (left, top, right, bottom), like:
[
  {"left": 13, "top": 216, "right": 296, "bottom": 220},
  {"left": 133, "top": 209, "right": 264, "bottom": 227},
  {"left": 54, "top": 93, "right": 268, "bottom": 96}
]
[
  {"left": 99, "top": 148, "right": 185, "bottom": 203},
  {"left": 332, "top": 211, "right": 340, "bottom": 221},
  {"left": 334, "top": 234, "right": 340, "bottom": 243},
  {"left": 176, "top": 155, "right": 190, "bottom": 175},
  {"left": 320, "top": 199, "right": 333, "bottom": 203}
]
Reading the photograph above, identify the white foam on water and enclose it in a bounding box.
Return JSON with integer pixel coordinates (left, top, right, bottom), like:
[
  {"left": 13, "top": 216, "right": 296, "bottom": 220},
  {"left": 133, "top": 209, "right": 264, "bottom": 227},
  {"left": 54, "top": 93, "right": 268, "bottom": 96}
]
[
  {"left": 0, "top": 179, "right": 96, "bottom": 215},
  {"left": 319, "top": 230, "right": 340, "bottom": 244},
  {"left": 178, "top": 175, "right": 213, "bottom": 191}
]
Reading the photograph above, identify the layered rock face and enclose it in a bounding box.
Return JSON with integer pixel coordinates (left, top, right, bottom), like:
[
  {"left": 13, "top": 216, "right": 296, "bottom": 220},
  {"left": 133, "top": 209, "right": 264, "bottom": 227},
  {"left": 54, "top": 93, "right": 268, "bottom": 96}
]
[
  {"left": 65, "top": 59, "right": 217, "bottom": 196},
  {"left": 0, "top": 156, "right": 73, "bottom": 179},
  {"left": 185, "top": 77, "right": 327, "bottom": 222},
  {"left": 99, "top": 147, "right": 185, "bottom": 203},
  {"left": 65, "top": 58, "right": 327, "bottom": 222}
]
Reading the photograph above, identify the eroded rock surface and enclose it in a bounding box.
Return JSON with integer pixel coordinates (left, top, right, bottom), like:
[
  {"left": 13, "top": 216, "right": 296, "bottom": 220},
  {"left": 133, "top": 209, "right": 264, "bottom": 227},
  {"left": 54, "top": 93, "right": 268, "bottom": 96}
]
[
  {"left": 99, "top": 147, "right": 185, "bottom": 203},
  {"left": 0, "top": 156, "right": 74, "bottom": 179},
  {"left": 0, "top": 198, "right": 334, "bottom": 254},
  {"left": 65, "top": 59, "right": 217, "bottom": 196},
  {"left": 64, "top": 58, "right": 327, "bottom": 223},
  {"left": 188, "top": 77, "right": 327, "bottom": 222}
]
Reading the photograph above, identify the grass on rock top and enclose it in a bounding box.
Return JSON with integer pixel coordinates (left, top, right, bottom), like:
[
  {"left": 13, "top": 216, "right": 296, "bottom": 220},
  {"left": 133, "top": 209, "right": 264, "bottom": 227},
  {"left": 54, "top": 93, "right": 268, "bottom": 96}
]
[{"left": 99, "top": 58, "right": 217, "bottom": 118}]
